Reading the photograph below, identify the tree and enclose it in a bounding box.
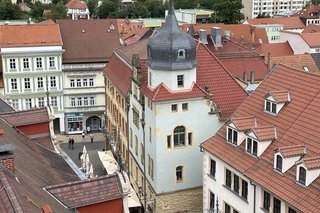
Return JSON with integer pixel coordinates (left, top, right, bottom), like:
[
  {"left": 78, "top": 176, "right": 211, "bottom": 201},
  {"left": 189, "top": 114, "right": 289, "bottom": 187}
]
[
  {"left": 97, "top": 0, "right": 118, "bottom": 19},
  {"left": 30, "top": 2, "right": 45, "bottom": 21},
  {"left": 311, "top": 0, "right": 320, "bottom": 5},
  {"left": 144, "top": 0, "right": 165, "bottom": 18},
  {"left": 0, "top": 0, "right": 22, "bottom": 20},
  {"left": 48, "top": 1, "right": 67, "bottom": 20},
  {"left": 213, "top": 0, "right": 244, "bottom": 24},
  {"left": 87, "top": 0, "right": 98, "bottom": 18}
]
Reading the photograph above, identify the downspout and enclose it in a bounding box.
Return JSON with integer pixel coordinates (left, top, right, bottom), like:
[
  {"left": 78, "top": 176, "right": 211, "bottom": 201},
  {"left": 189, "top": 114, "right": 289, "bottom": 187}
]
[
  {"left": 141, "top": 112, "right": 147, "bottom": 212},
  {"left": 250, "top": 181, "right": 256, "bottom": 213},
  {"left": 126, "top": 93, "right": 130, "bottom": 178}
]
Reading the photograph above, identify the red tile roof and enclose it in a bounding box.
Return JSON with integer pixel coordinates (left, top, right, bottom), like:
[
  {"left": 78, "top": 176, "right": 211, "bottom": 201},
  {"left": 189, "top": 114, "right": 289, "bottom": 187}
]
[
  {"left": 0, "top": 23, "right": 62, "bottom": 47},
  {"left": 301, "top": 32, "right": 320, "bottom": 47},
  {"left": 245, "top": 17, "right": 305, "bottom": 29},
  {"left": 65, "top": 0, "right": 88, "bottom": 9},
  {"left": 270, "top": 54, "right": 320, "bottom": 73},
  {"left": 277, "top": 145, "right": 306, "bottom": 158},
  {"left": 302, "top": 157, "right": 320, "bottom": 170},
  {"left": 0, "top": 108, "right": 50, "bottom": 127},
  {"left": 230, "top": 116, "right": 256, "bottom": 131},
  {"left": 103, "top": 53, "right": 132, "bottom": 96},
  {"left": 56, "top": 19, "right": 122, "bottom": 63},
  {"left": 294, "top": 5, "right": 320, "bottom": 19},
  {"left": 302, "top": 24, "right": 320, "bottom": 33},
  {"left": 256, "top": 42, "right": 294, "bottom": 58},
  {"left": 266, "top": 90, "right": 290, "bottom": 103},
  {"left": 201, "top": 64, "right": 320, "bottom": 212},
  {"left": 250, "top": 126, "right": 277, "bottom": 141},
  {"left": 45, "top": 174, "right": 123, "bottom": 208}
]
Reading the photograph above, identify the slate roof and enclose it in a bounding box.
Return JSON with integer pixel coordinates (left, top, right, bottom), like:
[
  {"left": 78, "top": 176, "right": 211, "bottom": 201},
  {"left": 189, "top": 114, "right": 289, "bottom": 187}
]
[
  {"left": 0, "top": 98, "right": 14, "bottom": 113},
  {"left": 277, "top": 145, "right": 306, "bottom": 158},
  {"left": 0, "top": 108, "right": 50, "bottom": 127},
  {"left": 0, "top": 23, "right": 62, "bottom": 47},
  {"left": 245, "top": 16, "right": 305, "bottom": 29},
  {"left": 270, "top": 54, "right": 319, "bottom": 73},
  {"left": 65, "top": 0, "right": 88, "bottom": 9},
  {"left": 230, "top": 116, "right": 256, "bottom": 131},
  {"left": 311, "top": 53, "right": 320, "bottom": 70},
  {"left": 201, "top": 64, "right": 320, "bottom": 212},
  {"left": 45, "top": 174, "right": 123, "bottom": 209},
  {"left": 301, "top": 32, "right": 320, "bottom": 47},
  {"left": 57, "top": 19, "right": 122, "bottom": 63},
  {"left": 0, "top": 117, "right": 79, "bottom": 212}
]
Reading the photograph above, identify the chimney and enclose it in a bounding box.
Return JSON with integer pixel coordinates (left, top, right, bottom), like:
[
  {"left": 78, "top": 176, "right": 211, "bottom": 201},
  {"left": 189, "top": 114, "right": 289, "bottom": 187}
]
[
  {"left": 250, "top": 71, "right": 255, "bottom": 84},
  {"left": 224, "top": 30, "right": 231, "bottom": 39},
  {"left": 199, "top": 29, "right": 208, "bottom": 44},
  {"left": 211, "top": 27, "right": 222, "bottom": 47},
  {"left": 250, "top": 26, "right": 256, "bottom": 43},
  {"left": 0, "top": 144, "right": 16, "bottom": 174},
  {"left": 243, "top": 72, "right": 248, "bottom": 83}
]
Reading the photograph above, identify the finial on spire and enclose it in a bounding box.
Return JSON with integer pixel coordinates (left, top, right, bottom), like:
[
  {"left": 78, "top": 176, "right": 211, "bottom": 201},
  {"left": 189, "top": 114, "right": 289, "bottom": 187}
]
[{"left": 168, "top": 0, "right": 174, "bottom": 14}]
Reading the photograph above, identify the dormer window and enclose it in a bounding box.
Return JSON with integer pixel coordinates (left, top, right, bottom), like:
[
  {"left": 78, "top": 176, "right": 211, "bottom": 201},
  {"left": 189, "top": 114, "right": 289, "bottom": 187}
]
[
  {"left": 177, "top": 49, "right": 185, "bottom": 60},
  {"left": 265, "top": 100, "right": 277, "bottom": 114},
  {"left": 276, "top": 155, "right": 283, "bottom": 172},
  {"left": 264, "top": 91, "right": 290, "bottom": 115},
  {"left": 246, "top": 137, "right": 258, "bottom": 156},
  {"left": 298, "top": 167, "right": 306, "bottom": 185},
  {"left": 227, "top": 127, "right": 238, "bottom": 145}
]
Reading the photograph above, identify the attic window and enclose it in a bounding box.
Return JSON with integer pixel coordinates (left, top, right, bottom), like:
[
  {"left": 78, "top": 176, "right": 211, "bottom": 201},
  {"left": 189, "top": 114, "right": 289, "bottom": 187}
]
[
  {"left": 298, "top": 167, "right": 306, "bottom": 185},
  {"left": 177, "top": 49, "right": 185, "bottom": 60},
  {"left": 246, "top": 137, "right": 258, "bottom": 156},
  {"left": 264, "top": 91, "right": 291, "bottom": 115},
  {"left": 265, "top": 100, "right": 277, "bottom": 114},
  {"left": 227, "top": 127, "right": 238, "bottom": 145},
  {"left": 275, "top": 155, "right": 283, "bottom": 172}
]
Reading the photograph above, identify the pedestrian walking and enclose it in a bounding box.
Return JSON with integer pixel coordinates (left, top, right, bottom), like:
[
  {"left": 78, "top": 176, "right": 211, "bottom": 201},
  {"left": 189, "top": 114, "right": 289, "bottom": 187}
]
[
  {"left": 87, "top": 126, "right": 90, "bottom": 134},
  {"left": 71, "top": 138, "right": 75, "bottom": 150},
  {"left": 90, "top": 133, "right": 94, "bottom": 143},
  {"left": 82, "top": 131, "right": 85, "bottom": 140},
  {"left": 68, "top": 138, "right": 72, "bottom": 149}
]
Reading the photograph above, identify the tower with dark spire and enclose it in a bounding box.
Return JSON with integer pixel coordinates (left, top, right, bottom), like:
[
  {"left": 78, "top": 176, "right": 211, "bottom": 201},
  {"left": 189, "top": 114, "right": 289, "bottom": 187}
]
[{"left": 147, "top": 0, "right": 196, "bottom": 71}]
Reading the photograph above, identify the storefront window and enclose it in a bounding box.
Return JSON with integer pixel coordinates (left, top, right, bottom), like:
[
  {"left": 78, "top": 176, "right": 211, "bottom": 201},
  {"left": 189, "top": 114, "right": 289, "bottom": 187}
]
[{"left": 67, "top": 117, "right": 84, "bottom": 133}]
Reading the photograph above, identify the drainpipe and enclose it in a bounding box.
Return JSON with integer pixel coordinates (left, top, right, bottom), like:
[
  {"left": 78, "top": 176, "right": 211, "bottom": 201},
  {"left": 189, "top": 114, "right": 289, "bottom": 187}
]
[
  {"left": 250, "top": 181, "right": 256, "bottom": 213},
  {"left": 140, "top": 112, "right": 147, "bottom": 212},
  {"left": 126, "top": 94, "right": 130, "bottom": 178}
]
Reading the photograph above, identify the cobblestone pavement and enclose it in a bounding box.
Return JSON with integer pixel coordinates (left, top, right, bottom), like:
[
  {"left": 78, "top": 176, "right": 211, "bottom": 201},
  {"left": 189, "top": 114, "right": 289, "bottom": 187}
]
[{"left": 57, "top": 132, "right": 107, "bottom": 167}]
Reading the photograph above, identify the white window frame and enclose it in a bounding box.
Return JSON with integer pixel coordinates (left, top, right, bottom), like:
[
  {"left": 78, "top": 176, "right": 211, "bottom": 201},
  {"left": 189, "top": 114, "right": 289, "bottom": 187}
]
[
  {"left": 11, "top": 79, "right": 18, "bottom": 90},
  {"left": 49, "top": 56, "right": 55, "bottom": 68},
  {"left": 50, "top": 76, "right": 56, "bottom": 88},
  {"left": 37, "top": 77, "right": 44, "bottom": 89},
  {"left": 11, "top": 99, "right": 19, "bottom": 109},
  {"left": 9, "top": 58, "right": 16, "bottom": 70},
  {"left": 246, "top": 137, "right": 258, "bottom": 156},
  {"left": 51, "top": 96, "right": 58, "bottom": 107},
  {"left": 24, "top": 78, "right": 31, "bottom": 89},
  {"left": 89, "top": 78, "right": 94, "bottom": 87},
  {"left": 70, "top": 79, "right": 75, "bottom": 87},
  {"left": 227, "top": 126, "right": 238, "bottom": 145},
  {"left": 38, "top": 97, "right": 45, "bottom": 108},
  {"left": 36, "top": 57, "right": 42, "bottom": 68},
  {"left": 25, "top": 98, "right": 32, "bottom": 109},
  {"left": 23, "top": 58, "right": 29, "bottom": 69}
]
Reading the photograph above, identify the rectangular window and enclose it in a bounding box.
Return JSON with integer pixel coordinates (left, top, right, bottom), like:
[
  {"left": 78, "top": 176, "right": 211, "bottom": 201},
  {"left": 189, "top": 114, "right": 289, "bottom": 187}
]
[
  {"left": 273, "top": 197, "right": 281, "bottom": 213},
  {"left": 24, "top": 78, "right": 31, "bottom": 89},
  {"left": 140, "top": 143, "right": 144, "bottom": 165},
  {"left": 234, "top": 174, "right": 239, "bottom": 193},
  {"left": 247, "top": 137, "right": 258, "bottom": 156},
  {"left": 242, "top": 179, "right": 248, "bottom": 200},
  {"left": 38, "top": 97, "right": 45, "bottom": 108},
  {"left": 176, "top": 166, "right": 183, "bottom": 182},
  {"left": 177, "top": 75, "right": 184, "bottom": 87},
  {"left": 265, "top": 100, "right": 277, "bottom": 114},
  {"left": 171, "top": 104, "right": 178, "bottom": 112},
  {"left": 36, "top": 57, "right": 42, "bottom": 68},
  {"left": 51, "top": 96, "right": 57, "bottom": 107},
  {"left": 89, "top": 78, "right": 94, "bottom": 86},
  {"left": 253, "top": 140, "right": 258, "bottom": 156},
  {"left": 90, "top": 97, "right": 95, "bottom": 105},
  {"left": 227, "top": 127, "right": 238, "bottom": 145},
  {"left": 11, "top": 99, "right": 19, "bottom": 109},
  {"left": 210, "top": 159, "right": 216, "bottom": 177},
  {"left": 71, "top": 98, "right": 76, "bottom": 106},
  {"left": 132, "top": 107, "right": 140, "bottom": 128},
  {"left": 149, "top": 127, "right": 152, "bottom": 143},
  {"left": 25, "top": 98, "right": 32, "bottom": 109},
  {"left": 9, "top": 58, "right": 16, "bottom": 69},
  {"left": 226, "top": 169, "right": 232, "bottom": 188},
  {"left": 83, "top": 78, "right": 88, "bottom": 87},
  {"left": 167, "top": 135, "right": 171, "bottom": 148},
  {"left": 11, "top": 79, "right": 17, "bottom": 90},
  {"left": 50, "top": 76, "right": 56, "bottom": 87},
  {"left": 288, "top": 207, "right": 297, "bottom": 213},
  {"left": 209, "top": 191, "right": 215, "bottom": 211},
  {"left": 263, "top": 191, "right": 270, "bottom": 211},
  {"left": 49, "top": 56, "right": 55, "bottom": 68},
  {"left": 150, "top": 158, "right": 154, "bottom": 180},
  {"left": 271, "top": 102, "right": 277, "bottom": 114},
  {"left": 188, "top": 132, "right": 192, "bottom": 145},
  {"left": 182, "top": 103, "right": 188, "bottom": 111},
  {"left": 37, "top": 77, "right": 43, "bottom": 89},
  {"left": 70, "top": 79, "right": 75, "bottom": 87},
  {"left": 83, "top": 97, "right": 88, "bottom": 106},
  {"left": 246, "top": 137, "right": 252, "bottom": 152},
  {"left": 76, "top": 78, "right": 81, "bottom": 87},
  {"left": 23, "top": 58, "right": 29, "bottom": 69},
  {"left": 225, "top": 203, "right": 231, "bottom": 213},
  {"left": 77, "top": 97, "right": 82, "bottom": 106}
]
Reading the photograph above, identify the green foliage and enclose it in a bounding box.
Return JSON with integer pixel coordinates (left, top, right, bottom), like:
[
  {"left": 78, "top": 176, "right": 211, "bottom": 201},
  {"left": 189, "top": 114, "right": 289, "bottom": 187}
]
[
  {"left": 87, "top": 0, "right": 98, "bottom": 18},
  {"left": 0, "top": 0, "right": 23, "bottom": 20},
  {"left": 30, "top": 2, "right": 45, "bottom": 21},
  {"left": 173, "top": 0, "right": 199, "bottom": 9},
  {"left": 97, "top": 0, "right": 118, "bottom": 19},
  {"left": 213, "top": 0, "right": 244, "bottom": 24},
  {"left": 48, "top": 1, "right": 67, "bottom": 20},
  {"left": 311, "top": 0, "right": 320, "bottom": 5}
]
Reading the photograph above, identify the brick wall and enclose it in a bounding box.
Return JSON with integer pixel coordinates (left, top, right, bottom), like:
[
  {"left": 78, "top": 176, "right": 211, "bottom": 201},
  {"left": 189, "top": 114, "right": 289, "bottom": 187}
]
[{"left": 0, "top": 157, "right": 15, "bottom": 174}]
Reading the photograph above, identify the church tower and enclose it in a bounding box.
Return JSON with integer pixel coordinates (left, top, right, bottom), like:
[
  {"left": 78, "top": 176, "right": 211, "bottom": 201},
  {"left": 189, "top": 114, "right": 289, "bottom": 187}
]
[{"left": 147, "top": 0, "right": 197, "bottom": 91}]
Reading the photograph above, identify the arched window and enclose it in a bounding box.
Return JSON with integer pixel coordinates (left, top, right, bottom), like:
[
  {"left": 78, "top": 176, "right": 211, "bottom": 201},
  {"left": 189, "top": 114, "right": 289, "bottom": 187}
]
[
  {"left": 276, "top": 155, "right": 283, "bottom": 172},
  {"left": 177, "top": 49, "right": 185, "bottom": 60},
  {"left": 174, "top": 126, "right": 185, "bottom": 147},
  {"left": 299, "top": 167, "right": 306, "bottom": 185},
  {"left": 176, "top": 166, "right": 183, "bottom": 182}
]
